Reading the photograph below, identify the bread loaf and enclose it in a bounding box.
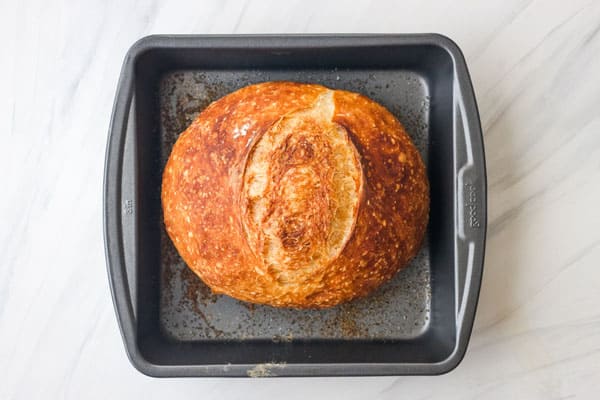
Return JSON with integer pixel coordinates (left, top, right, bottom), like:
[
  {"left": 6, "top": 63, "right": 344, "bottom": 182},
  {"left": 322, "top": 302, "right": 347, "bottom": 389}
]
[{"left": 162, "top": 81, "right": 429, "bottom": 308}]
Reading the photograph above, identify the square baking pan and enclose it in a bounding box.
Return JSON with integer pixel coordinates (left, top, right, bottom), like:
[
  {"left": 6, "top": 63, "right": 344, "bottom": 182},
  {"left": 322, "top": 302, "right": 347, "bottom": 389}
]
[{"left": 103, "top": 34, "right": 486, "bottom": 377}]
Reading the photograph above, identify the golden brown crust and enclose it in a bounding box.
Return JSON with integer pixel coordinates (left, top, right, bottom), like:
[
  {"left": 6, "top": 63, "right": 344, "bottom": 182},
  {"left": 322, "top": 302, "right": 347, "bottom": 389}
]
[{"left": 162, "top": 81, "right": 429, "bottom": 308}]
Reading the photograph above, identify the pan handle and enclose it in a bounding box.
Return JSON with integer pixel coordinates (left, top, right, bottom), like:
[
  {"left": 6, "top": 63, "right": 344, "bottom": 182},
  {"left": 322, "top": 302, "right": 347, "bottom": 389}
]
[
  {"left": 103, "top": 58, "right": 137, "bottom": 349},
  {"left": 453, "top": 70, "right": 487, "bottom": 338}
]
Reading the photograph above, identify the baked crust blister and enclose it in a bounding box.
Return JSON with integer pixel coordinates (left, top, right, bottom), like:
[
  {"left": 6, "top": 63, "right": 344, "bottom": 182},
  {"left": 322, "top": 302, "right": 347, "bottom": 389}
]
[{"left": 162, "top": 81, "right": 429, "bottom": 308}]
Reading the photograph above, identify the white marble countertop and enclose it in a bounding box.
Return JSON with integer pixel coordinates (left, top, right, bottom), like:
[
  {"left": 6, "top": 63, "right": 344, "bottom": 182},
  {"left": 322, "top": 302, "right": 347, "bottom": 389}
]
[{"left": 2, "top": 0, "right": 600, "bottom": 398}]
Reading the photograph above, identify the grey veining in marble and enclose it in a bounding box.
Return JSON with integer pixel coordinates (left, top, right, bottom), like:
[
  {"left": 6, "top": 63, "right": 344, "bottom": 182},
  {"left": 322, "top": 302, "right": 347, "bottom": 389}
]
[{"left": 1, "top": 0, "right": 600, "bottom": 399}]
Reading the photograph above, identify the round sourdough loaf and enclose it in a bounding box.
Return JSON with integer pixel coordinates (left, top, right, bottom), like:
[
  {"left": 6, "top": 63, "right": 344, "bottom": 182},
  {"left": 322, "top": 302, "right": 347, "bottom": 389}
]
[{"left": 162, "top": 81, "right": 429, "bottom": 308}]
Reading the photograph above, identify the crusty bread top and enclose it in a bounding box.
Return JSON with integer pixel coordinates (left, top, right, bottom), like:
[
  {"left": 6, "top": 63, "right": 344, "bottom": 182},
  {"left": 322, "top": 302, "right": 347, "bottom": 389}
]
[{"left": 162, "top": 81, "right": 429, "bottom": 308}]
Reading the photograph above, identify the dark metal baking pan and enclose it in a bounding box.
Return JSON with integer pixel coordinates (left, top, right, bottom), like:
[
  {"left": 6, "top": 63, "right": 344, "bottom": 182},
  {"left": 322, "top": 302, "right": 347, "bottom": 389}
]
[{"left": 103, "top": 34, "right": 486, "bottom": 377}]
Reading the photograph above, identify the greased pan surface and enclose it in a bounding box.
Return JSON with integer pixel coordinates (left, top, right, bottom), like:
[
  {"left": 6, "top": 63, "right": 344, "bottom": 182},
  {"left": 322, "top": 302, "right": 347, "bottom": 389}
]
[{"left": 103, "top": 34, "right": 486, "bottom": 376}]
